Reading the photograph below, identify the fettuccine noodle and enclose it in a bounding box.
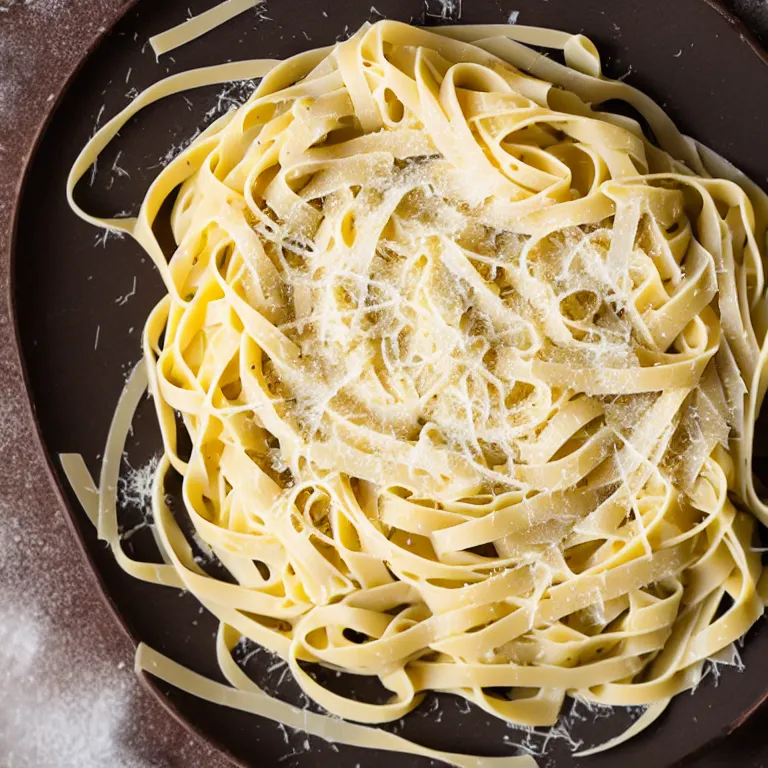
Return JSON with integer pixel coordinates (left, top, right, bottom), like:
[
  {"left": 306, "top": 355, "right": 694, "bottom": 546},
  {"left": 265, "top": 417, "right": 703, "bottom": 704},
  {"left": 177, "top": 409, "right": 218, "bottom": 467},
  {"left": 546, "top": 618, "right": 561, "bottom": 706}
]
[{"left": 64, "top": 19, "right": 768, "bottom": 763}]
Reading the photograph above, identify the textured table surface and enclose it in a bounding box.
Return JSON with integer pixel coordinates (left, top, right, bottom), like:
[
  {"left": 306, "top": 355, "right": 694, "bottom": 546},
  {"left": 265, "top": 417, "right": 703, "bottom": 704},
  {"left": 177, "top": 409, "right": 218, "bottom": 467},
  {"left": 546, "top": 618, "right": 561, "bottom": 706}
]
[{"left": 1, "top": 1, "right": 768, "bottom": 767}]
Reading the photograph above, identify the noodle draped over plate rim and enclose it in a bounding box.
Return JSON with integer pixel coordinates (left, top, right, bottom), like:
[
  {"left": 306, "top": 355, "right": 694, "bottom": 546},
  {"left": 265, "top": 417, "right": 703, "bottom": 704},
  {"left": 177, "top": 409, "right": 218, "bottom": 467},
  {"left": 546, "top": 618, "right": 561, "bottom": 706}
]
[{"left": 61, "top": 18, "right": 768, "bottom": 766}]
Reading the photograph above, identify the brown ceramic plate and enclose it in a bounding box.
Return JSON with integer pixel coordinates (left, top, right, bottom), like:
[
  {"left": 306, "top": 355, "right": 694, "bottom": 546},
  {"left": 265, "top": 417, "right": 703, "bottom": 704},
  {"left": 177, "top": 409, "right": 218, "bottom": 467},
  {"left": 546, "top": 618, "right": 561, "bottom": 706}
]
[{"left": 10, "top": 0, "right": 768, "bottom": 766}]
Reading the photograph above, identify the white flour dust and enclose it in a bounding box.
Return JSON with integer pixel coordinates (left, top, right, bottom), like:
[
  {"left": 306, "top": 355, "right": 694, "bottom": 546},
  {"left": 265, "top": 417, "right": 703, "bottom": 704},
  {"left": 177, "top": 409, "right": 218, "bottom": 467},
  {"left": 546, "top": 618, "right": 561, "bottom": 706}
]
[
  {"left": 0, "top": 2, "right": 63, "bottom": 119},
  {"left": 0, "top": 511, "right": 156, "bottom": 768},
  {"left": 0, "top": 0, "right": 118, "bottom": 151},
  {"left": 0, "top": 0, "right": 67, "bottom": 14}
]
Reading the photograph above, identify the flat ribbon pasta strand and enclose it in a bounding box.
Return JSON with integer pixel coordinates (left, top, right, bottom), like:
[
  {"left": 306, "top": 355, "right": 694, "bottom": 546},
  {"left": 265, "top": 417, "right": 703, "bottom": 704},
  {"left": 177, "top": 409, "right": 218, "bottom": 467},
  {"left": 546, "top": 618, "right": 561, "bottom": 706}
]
[
  {"left": 63, "top": 18, "right": 768, "bottom": 762},
  {"left": 149, "top": 0, "right": 261, "bottom": 57}
]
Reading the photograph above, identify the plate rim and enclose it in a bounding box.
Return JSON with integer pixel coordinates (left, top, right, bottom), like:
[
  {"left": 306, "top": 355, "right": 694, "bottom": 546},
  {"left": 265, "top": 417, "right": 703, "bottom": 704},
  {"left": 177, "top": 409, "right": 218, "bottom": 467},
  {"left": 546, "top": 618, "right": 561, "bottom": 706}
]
[
  {"left": 6, "top": 2, "right": 768, "bottom": 766},
  {"left": 5, "top": 2, "right": 249, "bottom": 766}
]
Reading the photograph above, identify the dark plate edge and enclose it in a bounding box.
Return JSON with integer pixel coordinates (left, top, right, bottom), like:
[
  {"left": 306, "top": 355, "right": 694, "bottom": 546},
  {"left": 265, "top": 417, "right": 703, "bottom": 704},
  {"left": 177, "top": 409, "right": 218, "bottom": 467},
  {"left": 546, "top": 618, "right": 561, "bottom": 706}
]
[
  {"left": 4, "top": 2, "right": 246, "bottom": 767},
  {"left": 5, "top": 2, "right": 768, "bottom": 767}
]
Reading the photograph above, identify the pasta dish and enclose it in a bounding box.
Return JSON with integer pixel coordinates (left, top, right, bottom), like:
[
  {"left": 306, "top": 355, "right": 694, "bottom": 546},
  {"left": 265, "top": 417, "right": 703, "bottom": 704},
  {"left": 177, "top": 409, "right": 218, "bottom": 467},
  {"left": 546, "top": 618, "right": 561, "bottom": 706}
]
[{"left": 63, "top": 18, "right": 768, "bottom": 764}]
